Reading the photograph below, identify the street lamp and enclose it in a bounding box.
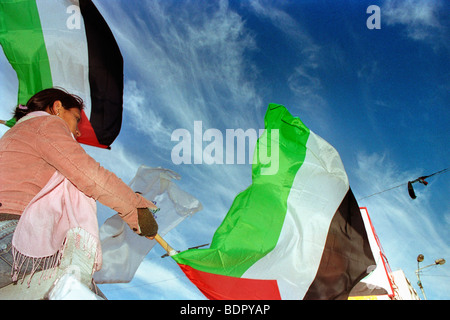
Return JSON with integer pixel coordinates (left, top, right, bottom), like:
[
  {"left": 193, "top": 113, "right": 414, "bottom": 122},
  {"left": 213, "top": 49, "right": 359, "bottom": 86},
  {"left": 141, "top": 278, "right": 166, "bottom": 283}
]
[{"left": 415, "top": 254, "right": 446, "bottom": 300}]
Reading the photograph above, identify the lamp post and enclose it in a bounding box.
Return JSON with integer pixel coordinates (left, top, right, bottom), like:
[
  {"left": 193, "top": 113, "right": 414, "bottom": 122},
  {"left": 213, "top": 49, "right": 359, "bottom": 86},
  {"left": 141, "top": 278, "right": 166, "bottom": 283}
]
[{"left": 415, "top": 254, "right": 446, "bottom": 300}]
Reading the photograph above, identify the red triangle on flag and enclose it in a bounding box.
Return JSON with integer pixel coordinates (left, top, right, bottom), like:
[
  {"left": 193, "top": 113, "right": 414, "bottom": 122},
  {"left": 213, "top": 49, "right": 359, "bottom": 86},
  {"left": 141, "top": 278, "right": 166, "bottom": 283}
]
[{"left": 77, "top": 110, "right": 110, "bottom": 149}]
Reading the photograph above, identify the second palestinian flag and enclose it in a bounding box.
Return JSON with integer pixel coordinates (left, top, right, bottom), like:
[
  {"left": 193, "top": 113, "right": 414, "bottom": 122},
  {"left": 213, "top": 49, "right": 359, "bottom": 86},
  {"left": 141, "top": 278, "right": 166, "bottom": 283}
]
[{"left": 173, "top": 104, "right": 375, "bottom": 300}]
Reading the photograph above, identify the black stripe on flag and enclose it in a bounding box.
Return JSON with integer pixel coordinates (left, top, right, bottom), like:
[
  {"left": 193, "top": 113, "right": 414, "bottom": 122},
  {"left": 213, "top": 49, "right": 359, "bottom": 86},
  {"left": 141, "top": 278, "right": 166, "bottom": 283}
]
[
  {"left": 304, "top": 189, "right": 375, "bottom": 300},
  {"left": 79, "top": 0, "right": 123, "bottom": 147}
]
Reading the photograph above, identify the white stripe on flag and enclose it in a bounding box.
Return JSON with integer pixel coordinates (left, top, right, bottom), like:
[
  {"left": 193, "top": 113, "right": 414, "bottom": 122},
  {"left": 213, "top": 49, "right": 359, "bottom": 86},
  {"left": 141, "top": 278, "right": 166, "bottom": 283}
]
[
  {"left": 36, "top": 0, "right": 92, "bottom": 117},
  {"left": 242, "top": 131, "right": 349, "bottom": 299}
]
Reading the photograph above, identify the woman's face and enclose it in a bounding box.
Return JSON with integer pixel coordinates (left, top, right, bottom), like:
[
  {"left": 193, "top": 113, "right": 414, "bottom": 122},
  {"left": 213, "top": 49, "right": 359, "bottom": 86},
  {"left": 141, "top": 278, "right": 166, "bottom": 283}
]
[
  {"left": 59, "top": 107, "right": 82, "bottom": 138},
  {"left": 49, "top": 100, "right": 81, "bottom": 138}
]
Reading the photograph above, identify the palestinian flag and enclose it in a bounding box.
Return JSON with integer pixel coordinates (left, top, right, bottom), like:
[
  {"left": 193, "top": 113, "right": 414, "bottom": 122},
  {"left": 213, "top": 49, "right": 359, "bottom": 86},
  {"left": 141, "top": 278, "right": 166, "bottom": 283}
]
[
  {"left": 0, "top": 0, "right": 123, "bottom": 148},
  {"left": 173, "top": 104, "right": 375, "bottom": 300}
]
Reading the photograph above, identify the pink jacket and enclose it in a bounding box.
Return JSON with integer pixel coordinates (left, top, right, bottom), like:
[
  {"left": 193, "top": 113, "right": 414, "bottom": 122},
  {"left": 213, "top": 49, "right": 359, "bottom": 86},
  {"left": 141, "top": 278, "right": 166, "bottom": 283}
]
[{"left": 0, "top": 112, "right": 152, "bottom": 233}]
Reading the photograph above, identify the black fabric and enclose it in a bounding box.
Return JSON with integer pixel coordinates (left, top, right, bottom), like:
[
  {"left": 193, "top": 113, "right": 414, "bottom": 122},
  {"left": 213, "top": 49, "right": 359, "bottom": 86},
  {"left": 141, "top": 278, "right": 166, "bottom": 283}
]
[
  {"left": 304, "top": 189, "right": 375, "bottom": 300},
  {"left": 408, "top": 181, "right": 417, "bottom": 199},
  {"left": 79, "top": 0, "right": 123, "bottom": 147}
]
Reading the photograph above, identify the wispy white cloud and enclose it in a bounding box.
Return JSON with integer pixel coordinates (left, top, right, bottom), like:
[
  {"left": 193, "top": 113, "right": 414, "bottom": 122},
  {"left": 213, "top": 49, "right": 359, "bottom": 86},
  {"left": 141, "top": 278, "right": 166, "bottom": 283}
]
[
  {"left": 287, "top": 65, "right": 327, "bottom": 112},
  {"left": 96, "top": 0, "right": 262, "bottom": 133},
  {"left": 357, "top": 61, "right": 379, "bottom": 83},
  {"left": 249, "top": 0, "right": 320, "bottom": 55},
  {"left": 383, "top": 0, "right": 442, "bottom": 28},
  {"left": 382, "top": 0, "right": 447, "bottom": 43},
  {"left": 248, "top": 0, "right": 328, "bottom": 126},
  {"left": 123, "top": 80, "right": 174, "bottom": 149}
]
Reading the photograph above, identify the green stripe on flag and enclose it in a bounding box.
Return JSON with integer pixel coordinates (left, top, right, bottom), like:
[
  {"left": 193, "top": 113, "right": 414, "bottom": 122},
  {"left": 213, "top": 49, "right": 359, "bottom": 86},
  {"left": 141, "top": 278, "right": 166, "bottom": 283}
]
[
  {"left": 0, "top": 0, "right": 53, "bottom": 104},
  {"left": 173, "top": 104, "right": 311, "bottom": 277}
]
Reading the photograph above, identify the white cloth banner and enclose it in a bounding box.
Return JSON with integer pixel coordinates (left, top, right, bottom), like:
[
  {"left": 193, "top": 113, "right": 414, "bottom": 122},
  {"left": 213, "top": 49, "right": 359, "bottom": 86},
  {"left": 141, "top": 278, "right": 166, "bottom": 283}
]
[{"left": 93, "top": 166, "right": 202, "bottom": 284}]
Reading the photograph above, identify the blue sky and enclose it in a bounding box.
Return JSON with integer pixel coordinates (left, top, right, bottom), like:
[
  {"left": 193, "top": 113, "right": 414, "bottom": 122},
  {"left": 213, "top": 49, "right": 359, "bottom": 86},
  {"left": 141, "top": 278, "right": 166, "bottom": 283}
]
[{"left": 0, "top": 0, "right": 448, "bottom": 300}]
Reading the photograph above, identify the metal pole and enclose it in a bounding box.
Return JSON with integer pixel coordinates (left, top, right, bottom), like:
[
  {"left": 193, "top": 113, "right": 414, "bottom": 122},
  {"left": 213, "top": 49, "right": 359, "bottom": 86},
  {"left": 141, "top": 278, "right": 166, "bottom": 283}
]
[
  {"left": 415, "top": 269, "right": 427, "bottom": 300},
  {"left": 415, "top": 258, "right": 446, "bottom": 300}
]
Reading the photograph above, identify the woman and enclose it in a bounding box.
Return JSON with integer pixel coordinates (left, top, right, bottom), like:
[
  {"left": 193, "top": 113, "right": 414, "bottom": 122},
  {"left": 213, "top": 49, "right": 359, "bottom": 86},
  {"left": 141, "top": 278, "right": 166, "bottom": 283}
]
[{"left": 0, "top": 88, "right": 158, "bottom": 290}]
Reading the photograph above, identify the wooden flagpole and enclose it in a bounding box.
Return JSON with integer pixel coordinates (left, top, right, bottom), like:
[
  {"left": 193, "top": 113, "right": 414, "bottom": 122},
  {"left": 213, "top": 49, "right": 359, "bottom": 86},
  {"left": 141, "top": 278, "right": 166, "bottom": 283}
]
[{"left": 149, "top": 234, "right": 179, "bottom": 257}]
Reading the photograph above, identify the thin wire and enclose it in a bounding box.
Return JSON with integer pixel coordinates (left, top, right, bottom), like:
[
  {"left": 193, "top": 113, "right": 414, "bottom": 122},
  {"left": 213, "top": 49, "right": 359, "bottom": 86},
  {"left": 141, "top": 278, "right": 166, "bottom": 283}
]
[
  {"left": 358, "top": 167, "right": 449, "bottom": 201},
  {"left": 358, "top": 182, "right": 407, "bottom": 201},
  {"left": 423, "top": 167, "right": 449, "bottom": 179}
]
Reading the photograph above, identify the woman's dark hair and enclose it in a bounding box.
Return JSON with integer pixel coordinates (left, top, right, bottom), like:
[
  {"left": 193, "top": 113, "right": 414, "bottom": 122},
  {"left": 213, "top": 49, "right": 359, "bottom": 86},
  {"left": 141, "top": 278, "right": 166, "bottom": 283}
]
[{"left": 14, "top": 87, "right": 84, "bottom": 120}]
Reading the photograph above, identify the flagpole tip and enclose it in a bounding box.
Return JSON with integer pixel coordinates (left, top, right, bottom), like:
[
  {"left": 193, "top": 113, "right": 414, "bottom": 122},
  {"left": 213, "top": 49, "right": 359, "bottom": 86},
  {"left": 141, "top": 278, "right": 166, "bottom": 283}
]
[{"left": 152, "top": 234, "right": 178, "bottom": 257}]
